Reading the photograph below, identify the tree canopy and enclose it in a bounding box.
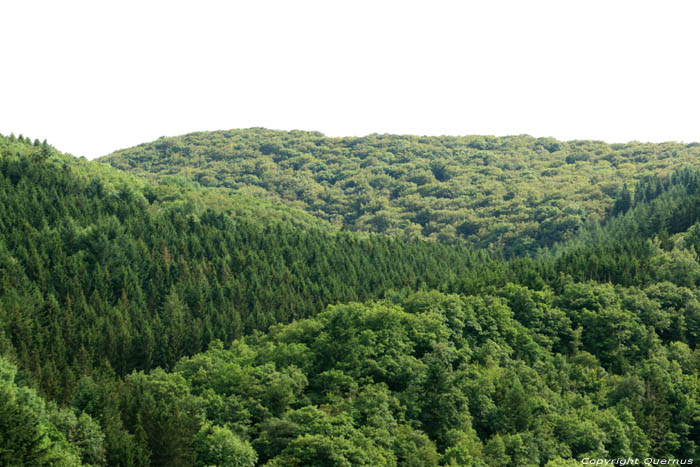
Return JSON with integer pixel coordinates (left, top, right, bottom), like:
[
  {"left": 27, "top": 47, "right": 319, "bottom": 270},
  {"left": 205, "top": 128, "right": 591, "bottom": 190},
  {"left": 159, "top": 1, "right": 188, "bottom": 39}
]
[
  {"left": 2, "top": 130, "right": 700, "bottom": 464},
  {"left": 103, "top": 128, "right": 700, "bottom": 255}
]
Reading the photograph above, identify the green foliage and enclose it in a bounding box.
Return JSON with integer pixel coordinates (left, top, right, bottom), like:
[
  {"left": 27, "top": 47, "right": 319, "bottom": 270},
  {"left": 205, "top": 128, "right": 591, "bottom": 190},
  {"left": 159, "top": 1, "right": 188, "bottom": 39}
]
[
  {"left": 0, "top": 357, "right": 90, "bottom": 466},
  {"left": 102, "top": 291, "right": 700, "bottom": 464},
  {"left": 103, "top": 128, "right": 700, "bottom": 255},
  {"left": 4, "top": 131, "right": 700, "bottom": 464},
  {"left": 48, "top": 407, "right": 107, "bottom": 466},
  {"left": 194, "top": 423, "right": 257, "bottom": 467},
  {"left": 120, "top": 369, "right": 202, "bottom": 466},
  {"left": 0, "top": 139, "right": 499, "bottom": 400}
]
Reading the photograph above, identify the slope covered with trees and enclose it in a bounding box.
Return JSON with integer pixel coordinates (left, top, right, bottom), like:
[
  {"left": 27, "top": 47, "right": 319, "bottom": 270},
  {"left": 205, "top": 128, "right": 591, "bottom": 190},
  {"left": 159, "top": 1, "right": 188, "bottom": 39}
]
[
  {"left": 0, "top": 134, "right": 501, "bottom": 400},
  {"left": 2, "top": 131, "right": 700, "bottom": 465},
  {"left": 103, "top": 128, "right": 700, "bottom": 255},
  {"left": 100, "top": 287, "right": 698, "bottom": 466}
]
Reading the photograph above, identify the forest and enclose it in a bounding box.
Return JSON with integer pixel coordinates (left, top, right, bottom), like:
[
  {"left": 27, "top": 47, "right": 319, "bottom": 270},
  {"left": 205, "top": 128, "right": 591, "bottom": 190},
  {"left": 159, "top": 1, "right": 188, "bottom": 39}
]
[
  {"left": 104, "top": 128, "right": 700, "bottom": 256},
  {"left": 1, "top": 131, "right": 700, "bottom": 466}
]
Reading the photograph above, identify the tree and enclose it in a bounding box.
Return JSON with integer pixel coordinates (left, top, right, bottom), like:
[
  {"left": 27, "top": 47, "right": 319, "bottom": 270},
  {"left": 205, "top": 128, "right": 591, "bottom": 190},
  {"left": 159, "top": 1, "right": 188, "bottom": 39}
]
[
  {"left": 194, "top": 424, "right": 256, "bottom": 467},
  {"left": 0, "top": 357, "right": 82, "bottom": 466}
]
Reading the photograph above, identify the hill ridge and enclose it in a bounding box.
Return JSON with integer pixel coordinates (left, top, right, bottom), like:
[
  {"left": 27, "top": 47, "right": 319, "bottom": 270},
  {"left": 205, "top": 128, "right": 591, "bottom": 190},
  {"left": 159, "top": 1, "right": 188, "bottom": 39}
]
[{"left": 102, "top": 128, "right": 700, "bottom": 255}]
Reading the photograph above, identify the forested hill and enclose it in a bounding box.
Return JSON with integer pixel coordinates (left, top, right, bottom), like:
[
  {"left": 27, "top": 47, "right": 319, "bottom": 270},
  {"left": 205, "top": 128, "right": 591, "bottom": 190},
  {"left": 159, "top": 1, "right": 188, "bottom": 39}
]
[
  {"left": 0, "top": 133, "right": 494, "bottom": 464},
  {"left": 0, "top": 133, "right": 500, "bottom": 395},
  {"left": 102, "top": 128, "right": 700, "bottom": 255},
  {"left": 4, "top": 132, "right": 700, "bottom": 465}
]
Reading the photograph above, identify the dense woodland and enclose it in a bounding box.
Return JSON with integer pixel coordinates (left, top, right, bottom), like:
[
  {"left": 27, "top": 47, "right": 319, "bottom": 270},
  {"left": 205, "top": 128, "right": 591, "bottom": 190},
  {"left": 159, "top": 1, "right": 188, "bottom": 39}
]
[
  {"left": 1, "top": 131, "right": 700, "bottom": 465},
  {"left": 104, "top": 128, "right": 700, "bottom": 255}
]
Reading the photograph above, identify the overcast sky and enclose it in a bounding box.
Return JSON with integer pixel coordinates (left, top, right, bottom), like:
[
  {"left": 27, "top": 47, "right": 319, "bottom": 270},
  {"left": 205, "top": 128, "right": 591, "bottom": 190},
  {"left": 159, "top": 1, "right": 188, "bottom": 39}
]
[{"left": 2, "top": 0, "right": 699, "bottom": 159}]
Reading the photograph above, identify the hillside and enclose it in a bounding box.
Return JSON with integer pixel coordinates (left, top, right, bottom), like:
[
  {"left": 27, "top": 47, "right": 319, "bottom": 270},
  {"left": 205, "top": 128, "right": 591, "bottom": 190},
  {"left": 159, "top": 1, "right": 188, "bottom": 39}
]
[
  {"left": 1, "top": 134, "right": 504, "bottom": 393},
  {"left": 103, "top": 128, "right": 700, "bottom": 255},
  {"left": 2, "top": 132, "right": 700, "bottom": 465}
]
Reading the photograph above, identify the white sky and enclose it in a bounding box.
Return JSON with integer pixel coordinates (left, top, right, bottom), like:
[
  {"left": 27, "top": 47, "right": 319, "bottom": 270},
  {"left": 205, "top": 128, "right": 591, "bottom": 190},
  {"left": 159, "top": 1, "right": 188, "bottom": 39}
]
[{"left": 2, "top": 0, "right": 700, "bottom": 159}]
